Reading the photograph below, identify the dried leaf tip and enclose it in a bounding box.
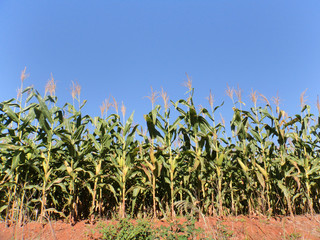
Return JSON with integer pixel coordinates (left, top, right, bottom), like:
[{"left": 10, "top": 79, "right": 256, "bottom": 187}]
[
  {"left": 45, "top": 73, "right": 56, "bottom": 96},
  {"left": 145, "top": 86, "right": 159, "bottom": 108},
  {"left": 121, "top": 101, "right": 126, "bottom": 120},
  {"left": 112, "top": 96, "right": 119, "bottom": 114},
  {"left": 71, "top": 81, "right": 81, "bottom": 100},
  {"left": 317, "top": 95, "right": 320, "bottom": 114},
  {"left": 16, "top": 87, "right": 22, "bottom": 100},
  {"left": 235, "top": 84, "right": 242, "bottom": 103},
  {"left": 272, "top": 92, "right": 280, "bottom": 113},
  {"left": 100, "top": 97, "right": 112, "bottom": 118},
  {"left": 225, "top": 84, "right": 234, "bottom": 101},
  {"left": 250, "top": 89, "right": 258, "bottom": 106},
  {"left": 259, "top": 93, "right": 270, "bottom": 106},
  {"left": 206, "top": 90, "right": 214, "bottom": 110},
  {"left": 161, "top": 87, "right": 169, "bottom": 111},
  {"left": 20, "top": 67, "right": 29, "bottom": 83},
  {"left": 100, "top": 103, "right": 106, "bottom": 118},
  {"left": 183, "top": 73, "right": 192, "bottom": 91},
  {"left": 300, "top": 89, "right": 308, "bottom": 108},
  {"left": 220, "top": 113, "right": 225, "bottom": 127}
]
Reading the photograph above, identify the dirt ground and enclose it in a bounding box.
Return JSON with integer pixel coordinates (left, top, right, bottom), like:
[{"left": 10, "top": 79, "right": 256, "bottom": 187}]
[{"left": 1, "top": 215, "right": 320, "bottom": 240}]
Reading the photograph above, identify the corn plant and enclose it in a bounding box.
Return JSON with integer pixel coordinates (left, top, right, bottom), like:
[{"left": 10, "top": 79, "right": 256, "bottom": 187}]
[
  {"left": 108, "top": 106, "right": 140, "bottom": 218},
  {"left": 0, "top": 86, "right": 38, "bottom": 225},
  {"left": 1, "top": 70, "right": 320, "bottom": 224},
  {"left": 87, "top": 114, "right": 118, "bottom": 221}
]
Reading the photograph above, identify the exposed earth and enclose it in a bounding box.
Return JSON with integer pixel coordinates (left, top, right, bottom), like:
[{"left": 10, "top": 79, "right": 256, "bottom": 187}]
[{"left": 1, "top": 215, "right": 320, "bottom": 239}]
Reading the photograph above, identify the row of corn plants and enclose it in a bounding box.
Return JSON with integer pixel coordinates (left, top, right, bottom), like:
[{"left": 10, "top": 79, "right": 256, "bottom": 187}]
[{"left": 1, "top": 70, "right": 320, "bottom": 225}]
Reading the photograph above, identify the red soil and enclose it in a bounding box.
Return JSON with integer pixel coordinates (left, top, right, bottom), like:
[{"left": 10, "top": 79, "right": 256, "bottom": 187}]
[{"left": 1, "top": 215, "right": 319, "bottom": 239}]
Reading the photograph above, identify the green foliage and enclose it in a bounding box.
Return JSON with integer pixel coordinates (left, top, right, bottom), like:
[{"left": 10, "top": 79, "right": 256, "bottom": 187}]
[
  {"left": 99, "top": 217, "right": 206, "bottom": 240},
  {"left": 154, "top": 219, "right": 206, "bottom": 240},
  {"left": 100, "top": 218, "right": 154, "bottom": 240},
  {"left": 1, "top": 72, "right": 320, "bottom": 224},
  {"left": 285, "top": 232, "right": 302, "bottom": 240}
]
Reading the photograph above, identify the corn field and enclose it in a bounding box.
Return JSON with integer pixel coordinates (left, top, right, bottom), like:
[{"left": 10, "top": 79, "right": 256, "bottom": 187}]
[{"left": 1, "top": 71, "right": 320, "bottom": 225}]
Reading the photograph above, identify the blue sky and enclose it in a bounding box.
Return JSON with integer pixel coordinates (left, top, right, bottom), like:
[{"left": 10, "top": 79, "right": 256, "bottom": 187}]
[{"left": 1, "top": 1, "right": 320, "bottom": 127}]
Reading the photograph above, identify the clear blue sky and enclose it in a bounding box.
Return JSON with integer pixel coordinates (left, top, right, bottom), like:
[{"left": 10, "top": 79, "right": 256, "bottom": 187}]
[{"left": 1, "top": 1, "right": 320, "bottom": 127}]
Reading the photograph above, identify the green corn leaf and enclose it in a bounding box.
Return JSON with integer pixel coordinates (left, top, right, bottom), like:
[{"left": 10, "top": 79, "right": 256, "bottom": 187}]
[
  {"left": 256, "top": 171, "right": 265, "bottom": 189},
  {"left": 3, "top": 105, "right": 19, "bottom": 123},
  {"left": 256, "top": 163, "right": 268, "bottom": 180},
  {"left": 237, "top": 158, "right": 248, "bottom": 172},
  {"left": 216, "top": 153, "right": 224, "bottom": 166}
]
